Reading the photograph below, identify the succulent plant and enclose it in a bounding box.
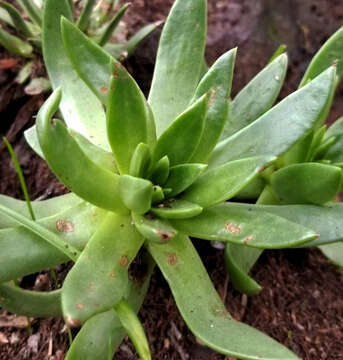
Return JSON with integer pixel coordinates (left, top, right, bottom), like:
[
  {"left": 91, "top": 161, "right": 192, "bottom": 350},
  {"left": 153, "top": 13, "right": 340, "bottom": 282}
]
[
  {"left": 0, "top": 0, "right": 342, "bottom": 359},
  {"left": 223, "top": 27, "right": 343, "bottom": 295},
  {"left": 0, "top": 0, "right": 159, "bottom": 95}
]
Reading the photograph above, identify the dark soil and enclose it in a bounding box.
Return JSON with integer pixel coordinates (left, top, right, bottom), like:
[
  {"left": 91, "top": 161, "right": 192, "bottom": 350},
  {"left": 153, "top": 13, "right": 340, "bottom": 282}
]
[{"left": 1, "top": 0, "right": 343, "bottom": 359}]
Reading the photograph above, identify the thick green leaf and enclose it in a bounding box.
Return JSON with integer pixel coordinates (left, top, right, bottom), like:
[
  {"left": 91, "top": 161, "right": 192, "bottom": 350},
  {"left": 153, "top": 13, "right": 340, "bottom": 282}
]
[
  {"left": 0, "top": 28, "right": 33, "bottom": 57},
  {"left": 224, "top": 244, "right": 262, "bottom": 296},
  {"left": 171, "top": 202, "right": 317, "bottom": 248},
  {"left": 0, "top": 193, "right": 81, "bottom": 228},
  {"left": 62, "top": 213, "right": 144, "bottom": 326},
  {"left": 268, "top": 44, "right": 287, "bottom": 64},
  {"left": 299, "top": 27, "right": 343, "bottom": 87},
  {"left": 150, "top": 199, "right": 203, "bottom": 219},
  {"left": 190, "top": 49, "right": 236, "bottom": 162},
  {"left": 164, "top": 164, "right": 207, "bottom": 197},
  {"left": 149, "top": 156, "right": 169, "bottom": 185},
  {"left": 210, "top": 67, "right": 336, "bottom": 168},
  {"left": 148, "top": 0, "right": 207, "bottom": 135},
  {"left": 230, "top": 202, "right": 343, "bottom": 247},
  {"left": 306, "top": 125, "right": 326, "bottom": 162},
  {"left": 36, "top": 89, "right": 127, "bottom": 214},
  {"left": 65, "top": 253, "right": 154, "bottom": 360},
  {"left": 132, "top": 212, "right": 177, "bottom": 243},
  {"left": 107, "top": 66, "right": 150, "bottom": 174},
  {"left": 324, "top": 117, "right": 343, "bottom": 162},
  {"left": 119, "top": 175, "right": 153, "bottom": 215},
  {"left": 130, "top": 143, "right": 151, "bottom": 178},
  {"left": 0, "top": 203, "right": 80, "bottom": 261},
  {"left": 221, "top": 54, "right": 288, "bottom": 140},
  {"left": 0, "top": 2, "right": 34, "bottom": 38},
  {"left": 147, "top": 234, "right": 297, "bottom": 359},
  {"left": 114, "top": 299, "right": 151, "bottom": 360},
  {"left": 271, "top": 163, "right": 343, "bottom": 204},
  {"left": 43, "top": 1, "right": 109, "bottom": 150},
  {"left": 24, "top": 77, "right": 51, "bottom": 95},
  {"left": 0, "top": 202, "right": 105, "bottom": 282},
  {"left": 152, "top": 95, "right": 208, "bottom": 166},
  {"left": 319, "top": 242, "right": 343, "bottom": 267},
  {"left": 97, "top": 4, "right": 129, "bottom": 47},
  {"left": 0, "top": 283, "right": 61, "bottom": 317},
  {"left": 76, "top": 0, "right": 97, "bottom": 31},
  {"left": 182, "top": 156, "right": 275, "bottom": 208}
]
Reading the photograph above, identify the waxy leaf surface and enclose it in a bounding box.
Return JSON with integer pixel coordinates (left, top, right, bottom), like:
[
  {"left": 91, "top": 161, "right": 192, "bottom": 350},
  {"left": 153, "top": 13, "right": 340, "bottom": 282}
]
[
  {"left": 221, "top": 54, "right": 288, "bottom": 140},
  {"left": 152, "top": 95, "right": 208, "bottom": 166},
  {"left": 183, "top": 156, "right": 275, "bottom": 208},
  {"left": 171, "top": 202, "right": 317, "bottom": 248},
  {"left": 44, "top": 1, "right": 109, "bottom": 150},
  {"left": 62, "top": 213, "right": 144, "bottom": 325},
  {"left": 148, "top": 0, "right": 207, "bottom": 135},
  {"left": 210, "top": 67, "right": 336, "bottom": 168},
  {"left": 147, "top": 234, "right": 298, "bottom": 359},
  {"left": 150, "top": 199, "right": 203, "bottom": 219},
  {"left": 0, "top": 283, "right": 61, "bottom": 317},
  {"left": 0, "top": 202, "right": 105, "bottom": 282},
  {"left": 319, "top": 242, "right": 343, "bottom": 267},
  {"left": 190, "top": 49, "right": 236, "bottom": 162},
  {"left": 271, "top": 163, "right": 343, "bottom": 204},
  {"left": 36, "top": 89, "right": 127, "bottom": 214}
]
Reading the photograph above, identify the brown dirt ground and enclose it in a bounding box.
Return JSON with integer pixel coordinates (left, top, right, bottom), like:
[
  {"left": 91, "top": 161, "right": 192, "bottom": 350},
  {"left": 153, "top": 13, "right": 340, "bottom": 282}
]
[{"left": 1, "top": 0, "right": 343, "bottom": 359}]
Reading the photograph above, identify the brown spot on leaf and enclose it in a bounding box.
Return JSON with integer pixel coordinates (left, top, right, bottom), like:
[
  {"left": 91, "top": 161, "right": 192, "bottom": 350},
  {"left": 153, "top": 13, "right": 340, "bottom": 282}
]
[
  {"left": 225, "top": 222, "right": 241, "bottom": 235},
  {"left": 88, "top": 282, "right": 95, "bottom": 287},
  {"left": 156, "top": 230, "right": 174, "bottom": 242},
  {"left": 76, "top": 303, "right": 84, "bottom": 310},
  {"left": 110, "top": 272, "right": 116, "bottom": 278},
  {"left": 243, "top": 235, "right": 254, "bottom": 244},
  {"left": 56, "top": 219, "right": 74, "bottom": 233},
  {"left": 167, "top": 253, "right": 177, "bottom": 266},
  {"left": 209, "top": 88, "right": 216, "bottom": 106},
  {"left": 100, "top": 87, "right": 108, "bottom": 94},
  {"left": 0, "top": 296, "right": 5, "bottom": 302},
  {"left": 119, "top": 255, "right": 129, "bottom": 267}
]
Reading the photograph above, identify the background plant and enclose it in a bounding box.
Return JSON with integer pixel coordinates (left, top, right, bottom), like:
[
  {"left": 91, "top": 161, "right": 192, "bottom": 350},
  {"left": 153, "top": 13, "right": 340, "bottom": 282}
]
[
  {"left": 0, "top": 0, "right": 159, "bottom": 95},
  {"left": 221, "top": 27, "right": 343, "bottom": 295},
  {"left": 0, "top": 0, "right": 342, "bottom": 359}
]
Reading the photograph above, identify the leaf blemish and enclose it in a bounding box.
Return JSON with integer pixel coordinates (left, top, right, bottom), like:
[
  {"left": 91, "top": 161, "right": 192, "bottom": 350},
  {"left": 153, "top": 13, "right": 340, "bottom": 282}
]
[
  {"left": 209, "top": 88, "right": 216, "bottom": 106},
  {"left": 66, "top": 317, "right": 81, "bottom": 328},
  {"left": 243, "top": 235, "right": 254, "bottom": 244},
  {"left": 225, "top": 222, "right": 241, "bottom": 235},
  {"left": 156, "top": 230, "right": 174, "bottom": 242},
  {"left": 167, "top": 253, "right": 177, "bottom": 265},
  {"left": 119, "top": 255, "right": 129, "bottom": 267},
  {"left": 100, "top": 87, "right": 108, "bottom": 94},
  {"left": 110, "top": 272, "right": 116, "bottom": 278},
  {"left": 76, "top": 303, "right": 84, "bottom": 310},
  {"left": 56, "top": 219, "right": 74, "bottom": 233}
]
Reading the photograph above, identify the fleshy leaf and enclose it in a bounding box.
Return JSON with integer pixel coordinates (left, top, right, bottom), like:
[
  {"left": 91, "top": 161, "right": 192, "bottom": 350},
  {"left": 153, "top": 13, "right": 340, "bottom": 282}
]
[
  {"left": 43, "top": 1, "right": 109, "bottom": 150},
  {"left": 0, "top": 202, "right": 105, "bottom": 283},
  {"left": 76, "top": 0, "right": 97, "bottom": 31},
  {"left": 190, "top": 49, "right": 236, "bottom": 162},
  {"left": 65, "top": 253, "right": 154, "bottom": 360},
  {"left": 114, "top": 299, "right": 151, "bottom": 360},
  {"left": 225, "top": 244, "right": 262, "bottom": 296},
  {"left": 164, "top": 163, "right": 207, "bottom": 197},
  {"left": 132, "top": 212, "right": 177, "bottom": 243},
  {"left": 171, "top": 202, "right": 317, "bottom": 248},
  {"left": 228, "top": 202, "right": 343, "bottom": 247},
  {"left": 36, "top": 89, "right": 127, "bottom": 214},
  {"left": 150, "top": 156, "right": 169, "bottom": 185},
  {"left": 0, "top": 28, "right": 33, "bottom": 58},
  {"left": 182, "top": 156, "right": 275, "bottom": 208},
  {"left": 0, "top": 283, "right": 61, "bottom": 317},
  {"left": 221, "top": 54, "right": 288, "bottom": 140},
  {"left": 152, "top": 94, "right": 208, "bottom": 166},
  {"left": 210, "top": 67, "right": 336, "bottom": 168},
  {"left": 130, "top": 143, "right": 151, "bottom": 178},
  {"left": 17, "top": 0, "right": 42, "bottom": 27},
  {"left": 271, "top": 163, "right": 343, "bottom": 204},
  {"left": 324, "top": 117, "right": 343, "bottom": 162},
  {"left": 107, "top": 66, "right": 151, "bottom": 174},
  {"left": 150, "top": 199, "right": 203, "bottom": 219},
  {"left": 319, "top": 242, "right": 343, "bottom": 267},
  {"left": 147, "top": 234, "right": 298, "bottom": 359},
  {"left": 62, "top": 213, "right": 144, "bottom": 326},
  {"left": 148, "top": 0, "right": 207, "bottom": 135},
  {"left": 119, "top": 175, "right": 153, "bottom": 215},
  {"left": 299, "top": 26, "right": 343, "bottom": 87}
]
